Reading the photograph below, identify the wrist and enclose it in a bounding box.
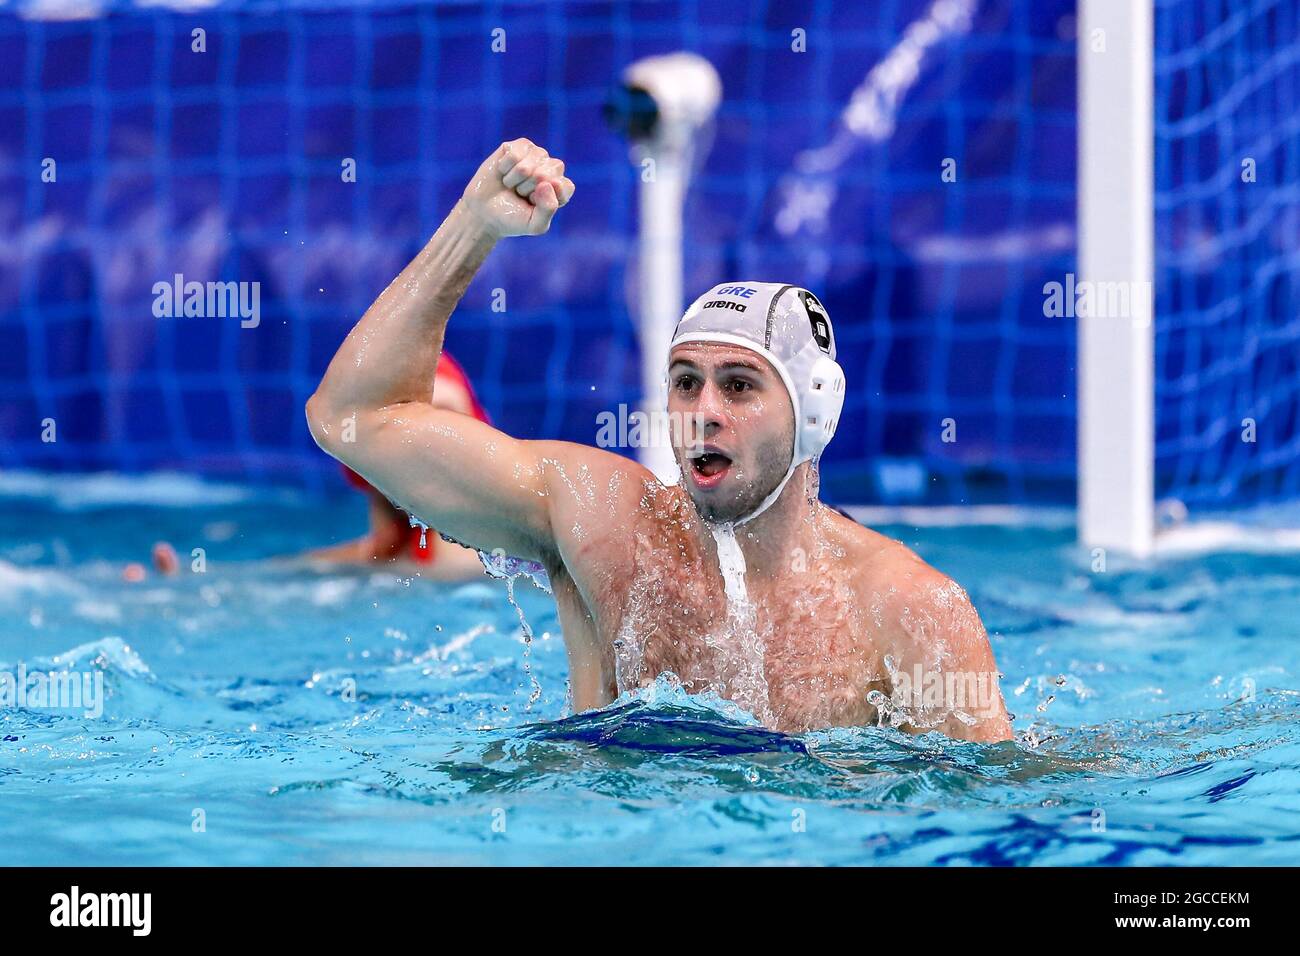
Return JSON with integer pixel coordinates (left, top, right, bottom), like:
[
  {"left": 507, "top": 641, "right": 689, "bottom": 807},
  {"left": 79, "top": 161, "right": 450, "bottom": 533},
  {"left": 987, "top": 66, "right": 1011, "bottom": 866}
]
[
  {"left": 450, "top": 197, "right": 506, "bottom": 244},
  {"left": 418, "top": 200, "right": 501, "bottom": 312}
]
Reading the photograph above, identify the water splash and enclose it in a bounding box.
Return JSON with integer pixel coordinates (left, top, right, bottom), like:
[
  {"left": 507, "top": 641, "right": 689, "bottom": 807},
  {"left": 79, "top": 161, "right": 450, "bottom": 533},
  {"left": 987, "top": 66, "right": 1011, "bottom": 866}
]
[
  {"left": 708, "top": 522, "right": 773, "bottom": 726},
  {"left": 477, "top": 549, "right": 552, "bottom": 710},
  {"left": 407, "top": 513, "right": 429, "bottom": 550},
  {"left": 710, "top": 521, "right": 749, "bottom": 607},
  {"left": 402, "top": 503, "right": 553, "bottom": 711},
  {"left": 477, "top": 549, "right": 552, "bottom": 595},
  {"left": 507, "top": 576, "right": 543, "bottom": 708},
  {"left": 8, "top": 488, "right": 1300, "bottom": 865}
]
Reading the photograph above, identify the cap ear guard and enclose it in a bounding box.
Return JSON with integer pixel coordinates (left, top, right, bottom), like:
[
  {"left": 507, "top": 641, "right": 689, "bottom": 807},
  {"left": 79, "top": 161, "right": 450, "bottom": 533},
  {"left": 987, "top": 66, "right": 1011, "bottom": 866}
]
[{"left": 797, "top": 353, "right": 846, "bottom": 464}]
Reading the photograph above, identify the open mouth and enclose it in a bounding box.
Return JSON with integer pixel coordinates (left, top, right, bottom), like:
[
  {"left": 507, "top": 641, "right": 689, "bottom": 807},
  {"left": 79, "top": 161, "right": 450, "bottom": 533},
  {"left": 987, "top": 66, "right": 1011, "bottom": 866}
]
[{"left": 687, "top": 449, "right": 733, "bottom": 488}]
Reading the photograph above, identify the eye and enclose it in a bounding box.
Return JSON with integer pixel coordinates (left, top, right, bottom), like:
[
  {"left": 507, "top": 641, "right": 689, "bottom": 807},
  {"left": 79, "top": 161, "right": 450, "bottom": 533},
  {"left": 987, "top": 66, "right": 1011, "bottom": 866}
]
[
  {"left": 674, "top": 374, "right": 698, "bottom": 393},
  {"left": 728, "top": 379, "right": 753, "bottom": 394}
]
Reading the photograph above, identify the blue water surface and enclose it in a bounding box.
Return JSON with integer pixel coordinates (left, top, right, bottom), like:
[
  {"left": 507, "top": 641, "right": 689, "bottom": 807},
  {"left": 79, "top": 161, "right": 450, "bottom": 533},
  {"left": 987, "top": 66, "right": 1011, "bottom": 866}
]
[{"left": 1, "top": 474, "right": 1298, "bottom": 866}]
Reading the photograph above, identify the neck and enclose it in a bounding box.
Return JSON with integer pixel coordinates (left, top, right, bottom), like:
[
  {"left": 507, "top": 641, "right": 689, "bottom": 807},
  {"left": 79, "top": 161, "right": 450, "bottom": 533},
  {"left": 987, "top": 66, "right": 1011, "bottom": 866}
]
[{"left": 698, "top": 462, "right": 823, "bottom": 580}]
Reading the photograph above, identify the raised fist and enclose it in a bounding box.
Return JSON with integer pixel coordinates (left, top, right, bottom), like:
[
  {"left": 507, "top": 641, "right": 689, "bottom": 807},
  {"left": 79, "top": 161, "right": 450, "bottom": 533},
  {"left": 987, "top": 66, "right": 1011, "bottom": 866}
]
[{"left": 460, "top": 138, "right": 575, "bottom": 237}]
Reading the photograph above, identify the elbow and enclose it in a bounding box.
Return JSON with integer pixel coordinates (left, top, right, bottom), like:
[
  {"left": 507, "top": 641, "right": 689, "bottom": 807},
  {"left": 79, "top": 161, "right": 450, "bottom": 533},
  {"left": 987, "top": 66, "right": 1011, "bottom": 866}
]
[{"left": 305, "top": 391, "right": 342, "bottom": 456}]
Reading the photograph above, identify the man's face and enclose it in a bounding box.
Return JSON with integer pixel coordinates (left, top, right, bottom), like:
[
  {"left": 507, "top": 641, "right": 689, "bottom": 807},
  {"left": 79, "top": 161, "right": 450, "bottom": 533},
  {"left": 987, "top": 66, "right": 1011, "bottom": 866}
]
[{"left": 667, "top": 343, "right": 795, "bottom": 523}]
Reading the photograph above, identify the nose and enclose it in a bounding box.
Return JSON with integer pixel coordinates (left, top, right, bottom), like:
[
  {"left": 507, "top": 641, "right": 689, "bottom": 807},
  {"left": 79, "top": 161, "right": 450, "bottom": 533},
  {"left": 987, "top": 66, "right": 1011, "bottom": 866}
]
[{"left": 692, "top": 379, "right": 729, "bottom": 436}]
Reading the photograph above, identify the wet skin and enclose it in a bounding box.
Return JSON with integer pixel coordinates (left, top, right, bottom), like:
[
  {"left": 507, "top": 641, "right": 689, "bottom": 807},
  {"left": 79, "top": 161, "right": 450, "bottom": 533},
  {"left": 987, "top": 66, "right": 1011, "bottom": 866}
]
[
  {"left": 307, "top": 137, "right": 1014, "bottom": 743},
  {"left": 535, "top": 348, "right": 1010, "bottom": 738}
]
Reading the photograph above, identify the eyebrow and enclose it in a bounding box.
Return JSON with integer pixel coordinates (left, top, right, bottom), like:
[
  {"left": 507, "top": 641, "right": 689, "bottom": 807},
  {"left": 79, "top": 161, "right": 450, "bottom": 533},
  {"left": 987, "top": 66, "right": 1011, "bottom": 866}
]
[{"left": 669, "top": 358, "right": 766, "bottom": 375}]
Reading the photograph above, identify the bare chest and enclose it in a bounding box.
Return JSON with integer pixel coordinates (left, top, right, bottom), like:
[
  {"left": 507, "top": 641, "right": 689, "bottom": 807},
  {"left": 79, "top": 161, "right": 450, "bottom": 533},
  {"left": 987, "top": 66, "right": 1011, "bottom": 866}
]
[{"left": 589, "top": 545, "right": 884, "bottom": 732}]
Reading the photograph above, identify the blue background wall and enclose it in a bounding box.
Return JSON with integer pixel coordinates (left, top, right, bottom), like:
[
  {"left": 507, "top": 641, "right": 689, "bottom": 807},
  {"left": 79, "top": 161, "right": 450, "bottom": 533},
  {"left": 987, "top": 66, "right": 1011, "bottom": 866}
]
[{"left": 18, "top": 0, "right": 1269, "bottom": 507}]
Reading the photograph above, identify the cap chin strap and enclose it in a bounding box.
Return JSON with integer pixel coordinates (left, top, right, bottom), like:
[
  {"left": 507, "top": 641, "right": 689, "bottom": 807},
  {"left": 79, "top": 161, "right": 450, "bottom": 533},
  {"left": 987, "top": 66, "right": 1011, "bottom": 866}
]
[{"left": 732, "top": 455, "right": 804, "bottom": 527}]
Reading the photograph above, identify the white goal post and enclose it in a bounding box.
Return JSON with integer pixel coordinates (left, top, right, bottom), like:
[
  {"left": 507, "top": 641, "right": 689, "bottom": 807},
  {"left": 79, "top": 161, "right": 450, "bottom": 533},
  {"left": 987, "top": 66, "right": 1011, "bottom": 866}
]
[{"left": 1077, "top": 0, "right": 1155, "bottom": 557}]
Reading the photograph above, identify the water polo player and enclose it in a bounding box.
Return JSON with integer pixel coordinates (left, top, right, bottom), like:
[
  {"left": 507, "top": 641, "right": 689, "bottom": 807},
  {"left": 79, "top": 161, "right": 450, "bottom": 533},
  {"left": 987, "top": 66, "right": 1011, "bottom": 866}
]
[{"left": 307, "top": 138, "right": 1012, "bottom": 741}]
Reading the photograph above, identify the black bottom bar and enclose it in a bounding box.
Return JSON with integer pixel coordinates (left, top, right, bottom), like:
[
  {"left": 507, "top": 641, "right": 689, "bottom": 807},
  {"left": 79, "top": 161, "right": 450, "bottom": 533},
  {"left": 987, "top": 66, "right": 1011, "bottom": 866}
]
[{"left": 0, "top": 866, "right": 1279, "bottom": 940}]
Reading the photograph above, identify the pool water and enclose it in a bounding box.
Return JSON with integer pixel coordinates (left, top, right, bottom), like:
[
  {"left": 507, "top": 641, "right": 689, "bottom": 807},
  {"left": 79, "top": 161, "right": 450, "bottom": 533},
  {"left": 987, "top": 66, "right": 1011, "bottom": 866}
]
[{"left": 2, "top": 474, "right": 1298, "bottom": 866}]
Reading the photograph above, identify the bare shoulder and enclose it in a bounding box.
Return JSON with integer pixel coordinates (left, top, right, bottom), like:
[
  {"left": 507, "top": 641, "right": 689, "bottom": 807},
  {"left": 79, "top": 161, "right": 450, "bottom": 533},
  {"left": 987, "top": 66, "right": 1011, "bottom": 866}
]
[
  {"left": 529, "top": 439, "right": 672, "bottom": 570},
  {"left": 824, "top": 509, "right": 948, "bottom": 593},
  {"left": 528, "top": 440, "right": 660, "bottom": 516},
  {"left": 828, "top": 510, "right": 1013, "bottom": 743},
  {"left": 826, "top": 510, "right": 984, "bottom": 659}
]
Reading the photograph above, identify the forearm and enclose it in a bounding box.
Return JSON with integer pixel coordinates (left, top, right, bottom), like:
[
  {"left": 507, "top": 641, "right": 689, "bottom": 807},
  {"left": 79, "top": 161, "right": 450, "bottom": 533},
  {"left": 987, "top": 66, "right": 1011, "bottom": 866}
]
[
  {"left": 304, "top": 499, "right": 408, "bottom": 563},
  {"left": 309, "top": 201, "right": 498, "bottom": 423},
  {"left": 303, "top": 537, "right": 375, "bottom": 563},
  {"left": 303, "top": 138, "right": 577, "bottom": 560}
]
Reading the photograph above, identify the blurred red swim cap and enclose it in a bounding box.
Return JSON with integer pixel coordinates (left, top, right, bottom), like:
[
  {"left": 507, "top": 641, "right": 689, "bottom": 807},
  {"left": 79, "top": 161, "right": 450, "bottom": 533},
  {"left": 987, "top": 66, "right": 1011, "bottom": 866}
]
[{"left": 340, "top": 352, "right": 489, "bottom": 492}]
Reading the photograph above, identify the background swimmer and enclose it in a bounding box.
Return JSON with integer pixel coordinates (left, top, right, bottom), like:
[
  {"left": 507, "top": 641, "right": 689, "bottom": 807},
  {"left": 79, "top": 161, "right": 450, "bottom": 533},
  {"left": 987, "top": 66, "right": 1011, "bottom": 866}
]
[{"left": 125, "top": 353, "right": 490, "bottom": 582}]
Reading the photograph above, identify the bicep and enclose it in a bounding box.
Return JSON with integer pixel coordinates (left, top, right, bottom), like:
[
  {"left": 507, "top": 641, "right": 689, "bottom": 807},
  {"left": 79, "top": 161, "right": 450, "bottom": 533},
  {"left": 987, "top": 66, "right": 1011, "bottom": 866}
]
[
  {"left": 337, "top": 402, "right": 553, "bottom": 561},
  {"left": 887, "top": 575, "right": 1013, "bottom": 743},
  {"left": 332, "top": 402, "right": 648, "bottom": 566}
]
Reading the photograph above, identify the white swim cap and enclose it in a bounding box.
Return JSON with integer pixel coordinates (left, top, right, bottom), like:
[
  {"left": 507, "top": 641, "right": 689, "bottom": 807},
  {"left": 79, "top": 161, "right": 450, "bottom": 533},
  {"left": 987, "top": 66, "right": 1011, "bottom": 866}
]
[{"left": 668, "top": 281, "right": 846, "bottom": 524}]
